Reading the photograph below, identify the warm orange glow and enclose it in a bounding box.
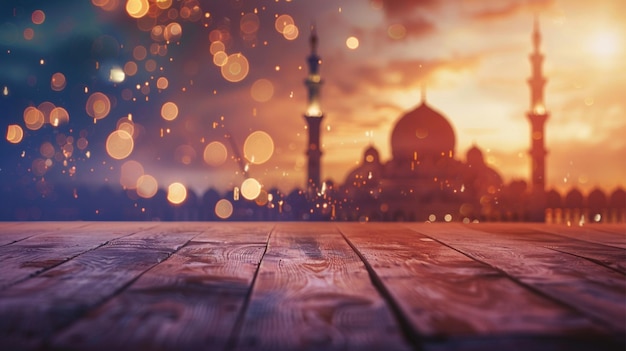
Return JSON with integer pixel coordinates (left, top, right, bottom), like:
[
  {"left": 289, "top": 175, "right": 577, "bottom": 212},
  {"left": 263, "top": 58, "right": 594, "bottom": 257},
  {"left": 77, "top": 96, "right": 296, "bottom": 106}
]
[
  {"left": 49, "top": 107, "right": 70, "bottom": 126},
  {"left": 120, "top": 160, "right": 144, "bottom": 189},
  {"left": 6, "top": 125, "right": 24, "bottom": 144},
  {"left": 136, "top": 174, "right": 158, "bottom": 198},
  {"left": 24, "top": 107, "right": 45, "bottom": 130},
  {"left": 203, "top": 141, "right": 228, "bottom": 167},
  {"left": 282, "top": 24, "right": 299, "bottom": 40},
  {"left": 209, "top": 41, "right": 225, "bottom": 55},
  {"left": 156, "top": 77, "right": 169, "bottom": 90},
  {"left": 275, "top": 14, "right": 294, "bottom": 34},
  {"left": 126, "top": 0, "right": 149, "bottom": 19},
  {"left": 86, "top": 92, "right": 111, "bottom": 120},
  {"left": 346, "top": 36, "right": 359, "bottom": 50},
  {"left": 240, "top": 13, "right": 260, "bottom": 35},
  {"left": 31, "top": 10, "right": 45, "bottom": 25},
  {"left": 161, "top": 101, "right": 179, "bottom": 121},
  {"left": 105, "top": 130, "right": 134, "bottom": 160},
  {"left": 221, "top": 53, "right": 249, "bottom": 82},
  {"left": 243, "top": 131, "right": 274, "bottom": 165},
  {"left": 167, "top": 182, "right": 187, "bottom": 205},
  {"left": 215, "top": 199, "right": 233, "bottom": 219},
  {"left": 251, "top": 79, "right": 274, "bottom": 102},
  {"left": 51, "top": 73, "right": 66, "bottom": 91},
  {"left": 241, "top": 178, "right": 261, "bottom": 200}
]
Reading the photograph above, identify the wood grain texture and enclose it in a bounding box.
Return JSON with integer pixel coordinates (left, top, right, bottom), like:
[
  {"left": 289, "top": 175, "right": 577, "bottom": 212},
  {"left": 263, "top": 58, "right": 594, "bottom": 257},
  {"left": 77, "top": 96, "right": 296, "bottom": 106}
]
[
  {"left": 338, "top": 223, "right": 606, "bottom": 344},
  {"left": 234, "top": 223, "right": 411, "bottom": 351},
  {"left": 408, "top": 223, "right": 626, "bottom": 341},
  {"left": 476, "top": 223, "right": 626, "bottom": 274},
  {"left": 0, "top": 224, "right": 200, "bottom": 350},
  {"left": 51, "top": 223, "right": 273, "bottom": 351},
  {"left": 0, "top": 222, "right": 156, "bottom": 289},
  {"left": 0, "top": 221, "right": 89, "bottom": 246},
  {"left": 536, "top": 224, "right": 626, "bottom": 249}
]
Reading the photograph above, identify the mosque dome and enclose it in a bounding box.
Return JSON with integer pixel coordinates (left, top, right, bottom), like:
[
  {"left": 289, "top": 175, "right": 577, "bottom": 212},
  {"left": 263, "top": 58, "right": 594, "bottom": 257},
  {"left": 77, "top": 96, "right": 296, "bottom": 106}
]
[
  {"left": 466, "top": 144, "right": 484, "bottom": 166},
  {"left": 390, "top": 102, "right": 455, "bottom": 162}
]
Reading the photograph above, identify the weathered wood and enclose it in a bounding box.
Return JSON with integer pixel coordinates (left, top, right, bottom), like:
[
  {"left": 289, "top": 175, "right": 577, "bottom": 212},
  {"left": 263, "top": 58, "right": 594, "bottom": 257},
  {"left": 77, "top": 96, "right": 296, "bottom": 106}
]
[
  {"left": 476, "top": 223, "right": 626, "bottom": 274},
  {"left": 537, "top": 224, "right": 626, "bottom": 249},
  {"left": 51, "top": 223, "right": 273, "bottom": 351},
  {"left": 0, "top": 224, "right": 200, "bottom": 350},
  {"left": 234, "top": 223, "right": 411, "bottom": 351},
  {"left": 408, "top": 223, "right": 626, "bottom": 341},
  {"left": 0, "top": 221, "right": 89, "bottom": 246},
  {"left": 338, "top": 223, "right": 608, "bottom": 350},
  {"left": 0, "top": 222, "right": 156, "bottom": 289}
]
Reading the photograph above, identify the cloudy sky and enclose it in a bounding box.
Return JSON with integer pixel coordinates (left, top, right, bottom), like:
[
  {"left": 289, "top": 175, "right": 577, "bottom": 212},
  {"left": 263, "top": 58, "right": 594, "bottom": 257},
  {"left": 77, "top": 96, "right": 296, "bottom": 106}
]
[{"left": 1, "top": 0, "right": 624, "bottom": 197}]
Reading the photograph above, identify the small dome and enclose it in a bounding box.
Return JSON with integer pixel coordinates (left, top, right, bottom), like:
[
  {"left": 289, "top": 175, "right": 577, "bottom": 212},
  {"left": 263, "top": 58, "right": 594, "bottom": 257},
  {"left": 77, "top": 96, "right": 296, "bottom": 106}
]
[
  {"left": 363, "top": 145, "right": 380, "bottom": 164},
  {"left": 391, "top": 102, "right": 455, "bottom": 162},
  {"left": 466, "top": 145, "right": 484, "bottom": 166}
]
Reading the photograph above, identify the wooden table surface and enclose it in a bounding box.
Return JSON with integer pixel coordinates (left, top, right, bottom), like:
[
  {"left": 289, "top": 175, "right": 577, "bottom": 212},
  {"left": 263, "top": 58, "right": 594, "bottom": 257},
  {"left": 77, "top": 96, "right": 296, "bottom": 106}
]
[{"left": 0, "top": 222, "right": 624, "bottom": 351}]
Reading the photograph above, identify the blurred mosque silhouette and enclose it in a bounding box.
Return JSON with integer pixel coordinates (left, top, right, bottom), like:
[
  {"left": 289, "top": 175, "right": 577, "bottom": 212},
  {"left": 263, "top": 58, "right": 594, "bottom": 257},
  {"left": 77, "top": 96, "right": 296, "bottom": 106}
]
[
  {"left": 302, "top": 19, "right": 626, "bottom": 223},
  {"left": 1, "top": 19, "right": 624, "bottom": 223}
]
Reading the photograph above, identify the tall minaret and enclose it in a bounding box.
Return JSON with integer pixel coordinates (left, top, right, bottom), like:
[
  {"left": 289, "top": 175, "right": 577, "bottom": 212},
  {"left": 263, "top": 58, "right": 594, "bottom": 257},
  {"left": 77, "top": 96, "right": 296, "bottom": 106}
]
[
  {"left": 304, "top": 25, "right": 324, "bottom": 193},
  {"left": 527, "top": 17, "right": 549, "bottom": 221}
]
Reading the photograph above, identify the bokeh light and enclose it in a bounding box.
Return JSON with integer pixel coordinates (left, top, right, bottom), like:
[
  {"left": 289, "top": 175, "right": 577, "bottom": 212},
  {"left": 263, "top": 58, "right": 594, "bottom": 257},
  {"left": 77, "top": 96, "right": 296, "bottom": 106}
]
[
  {"left": 241, "top": 178, "right": 261, "bottom": 200},
  {"left": 161, "top": 101, "right": 179, "bottom": 121},
  {"left": 346, "top": 36, "right": 359, "bottom": 49},
  {"left": 250, "top": 79, "right": 274, "bottom": 102},
  {"left": 174, "top": 144, "right": 197, "bottom": 165},
  {"left": 31, "top": 10, "right": 45, "bottom": 25},
  {"left": 6, "top": 125, "right": 24, "bottom": 144},
  {"left": 86, "top": 92, "right": 111, "bottom": 120},
  {"left": 136, "top": 174, "right": 158, "bottom": 198},
  {"left": 240, "top": 13, "right": 260, "bottom": 35},
  {"left": 120, "top": 160, "right": 144, "bottom": 189},
  {"left": 221, "top": 53, "right": 249, "bottom": 82},
  {"left": 51, "top": 73, "right": 66, "bottom": 91},
  {"left": 243, "top": 131, "right": 274, "bottom": 164},
  {"left": 203, "top": 141, "right": 228, "bottom": 167},
  {"left": 49, "top": 107, "right": 70, "bottom": 126},
  {"left": 126, "top": 0, "right": 149, "bottom": 19},
  {"left": 156, "top": 77, "right": 169, "bottom": 90},
  {"left": 167, "top": 182, "right": 187, "bottom": 205},
  {"left": 275, "top": 14, "right": 294, "bottom": 33},
  {"left": 24, "top": 106, "right": 45, "bottom": 130},
  {"left": 282, "top": 24, "right": 299, "bottom": 40},
  {"left": 215, "top": 199, "right": 233, "bottom": 219},
  {"left": 105, "top": 130, "right": 134, "bottom": 160}
]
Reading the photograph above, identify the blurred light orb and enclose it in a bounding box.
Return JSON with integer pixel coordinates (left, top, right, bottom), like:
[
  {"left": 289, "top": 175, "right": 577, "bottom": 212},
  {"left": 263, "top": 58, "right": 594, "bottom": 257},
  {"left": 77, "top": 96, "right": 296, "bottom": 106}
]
[
  {"left": 124, "top": 61, "right": 138, "bottom": 76},
  {"left": 23, "top": 28, "right": 34, "bottom": 40},
  {"left": 106, "top": 130, "right": 134, "bottom": 160},
  {"left": 167, "top": 182, "right": 187, "bottom": 205},
  {"left": 120, "top": 160, "right": 144, "bottom": 189},
  {"left": 221, "top": 53, "right": 249, "bottom": 82},
  {"left": 156, "top": 0, "right": 173, "bottom": 10},
  {"left": 24, "top": 106, "right": 45, "bottom": 130},
  {"left": 275, "top": 14, "right": 294, "bottom": 34},
  {"left": 50, "top": 107, "right": 70, "bottom": 126},
  {"left": 243, "top": 131, "right": 274, "bottom": 165},
  {"left": 251, "top": 79, "right": 274, "bottom": 102},
  {"left": 86, "top": 92, "right": 111, "bottom": 120},
  {"left": 282, "top": 24, "right": 299, "bottom": 40},
  {"left": 32, "top": 10, "right": 45, "bottom": 25},
  {"left": 109, "top": 66, "right": 125, "bottom": 83},
  {"left": 161, "top": 101, "right": 179, "bottom": 121},
  {"left": 346, "top": 36, "right": 359, "bottom": 49},
  {"left": 133, "top": 45, "right": 147, "bottom": 60},
  {"left": 164, "top": 22, "right": 182, "bottom": 42},
  {"left": 6, "top": 124, "right": 24, "bottom": 144},
  {"left": 241, "top": 178, "right": 262, "bottom": 200},
  {"left": 240, "top": 13, "right": 260, "bottom": 35},
  {"left": 156, "top": 77, "right": 169, "bottom": 90},
  {"left": 136, "top": 174, "right": 158, "bottom": 198},
  {"left": 40, "top": 142, "right": 55, "bottom": 158},
  {"left": 51, "top": 72, "right": 66, "bottom": 91},
  {"left": 203, "top": 141, "right": 228, "bottom": 167},
  {"left": 215, "top": 199, "right": 233, "bottom": 219},
  {"left": 213, "top": 51, "right": 228, "bottom": 67},
  {"left": 210, "top": 41, "right": 225, "bottom": 55},
  {"left": 126, "top": 0, "right": 149, "bottom": 19},
  {"left": 387, "top": 24, "right": 406, "bottom": 40},
  {"left": 175, "top": 144, "right": 197, "bottom": 165}
]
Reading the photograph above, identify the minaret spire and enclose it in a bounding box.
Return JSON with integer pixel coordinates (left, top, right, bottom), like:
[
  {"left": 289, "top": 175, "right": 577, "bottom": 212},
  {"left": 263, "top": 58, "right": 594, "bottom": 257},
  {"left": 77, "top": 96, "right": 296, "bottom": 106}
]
[
  {"left": 527, "top": 16, "right": 549, "bottom": 221},
  {"left": 304, "top": 24, "right": 324, "bottom": 193}
]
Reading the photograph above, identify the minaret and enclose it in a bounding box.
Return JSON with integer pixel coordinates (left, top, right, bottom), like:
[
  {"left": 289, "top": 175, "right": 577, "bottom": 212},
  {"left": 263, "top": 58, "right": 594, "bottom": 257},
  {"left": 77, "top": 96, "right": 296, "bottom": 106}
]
[
  {"left": 527, "top": 17, "right": 549, "bottom": 221},
  {"left": 304, "top": 25, "right": 324, "bottom": 193}
]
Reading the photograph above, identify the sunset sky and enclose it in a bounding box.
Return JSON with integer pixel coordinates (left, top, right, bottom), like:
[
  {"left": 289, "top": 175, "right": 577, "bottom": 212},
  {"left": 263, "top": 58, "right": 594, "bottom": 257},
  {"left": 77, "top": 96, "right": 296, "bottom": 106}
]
[{"left": 1, "top": 0, "right": 624, "bottom": 198}]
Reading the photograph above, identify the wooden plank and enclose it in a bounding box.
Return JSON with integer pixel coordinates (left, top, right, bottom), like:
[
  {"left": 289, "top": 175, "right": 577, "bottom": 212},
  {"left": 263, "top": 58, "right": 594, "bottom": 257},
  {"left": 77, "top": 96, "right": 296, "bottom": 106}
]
[
  {"left": 408, "top": 223, "right": 626, "bottom": 341},
  {"left": 51, "top": 223, "right": 273, "bottom": 351},
  {"left": 0, "top": 223, "right": 200, "bottom": 350},
  {"left": 338, "top": 223, "right": 608, "bottom": 349},
  {"left": 0, "top": 221, "right": 89, "bottom": 246},
  {"left": 475, "top": 223, "right": 626, "bottom": 274},
  {"left": 0, "top": 222, "right": 157, "bottom": 289},
  {"left": 234, "top": 223, "right": 411, "bottom": 351},
  {"left": 536, "top": 224, "right": 626, "bottom": 249}
]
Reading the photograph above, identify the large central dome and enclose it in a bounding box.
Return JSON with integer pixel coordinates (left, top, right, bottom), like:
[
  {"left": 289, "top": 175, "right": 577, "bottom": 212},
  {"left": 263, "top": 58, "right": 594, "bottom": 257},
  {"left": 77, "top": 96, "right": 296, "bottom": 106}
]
[{"left": 390, "top": 102, "right": 456, "bottom": 162}]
